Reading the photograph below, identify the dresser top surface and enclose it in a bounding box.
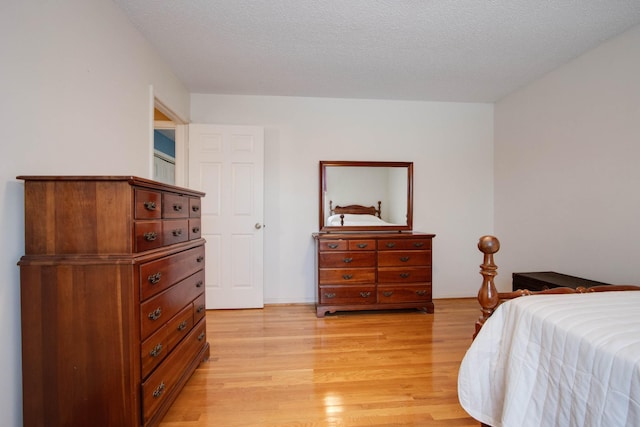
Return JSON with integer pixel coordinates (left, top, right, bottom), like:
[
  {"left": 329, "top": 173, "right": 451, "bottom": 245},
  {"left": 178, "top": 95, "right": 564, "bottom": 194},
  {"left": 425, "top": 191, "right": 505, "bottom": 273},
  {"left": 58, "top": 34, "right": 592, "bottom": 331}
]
[
  {"left": 313, "top": 231, "right": 435, "bottom": 240},
  {"left": 17, "top": 175, "right": 205, "bottom": 197}
]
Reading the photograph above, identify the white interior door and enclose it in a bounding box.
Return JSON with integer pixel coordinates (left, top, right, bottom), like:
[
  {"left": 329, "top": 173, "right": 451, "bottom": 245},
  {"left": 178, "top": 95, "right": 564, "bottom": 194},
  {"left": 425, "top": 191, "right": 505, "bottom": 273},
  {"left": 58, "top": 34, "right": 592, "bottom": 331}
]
[{"left": 188, "top": 124, "right": 264, "bottom": 309}]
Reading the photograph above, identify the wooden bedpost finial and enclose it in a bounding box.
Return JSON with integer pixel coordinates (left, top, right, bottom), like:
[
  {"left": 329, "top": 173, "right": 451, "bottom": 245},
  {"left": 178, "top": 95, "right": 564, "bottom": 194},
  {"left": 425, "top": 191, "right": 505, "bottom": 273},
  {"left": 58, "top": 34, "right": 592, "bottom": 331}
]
[
  {"left": 478, "top": 235, "right": 500, "bottom": 256},
  {"left": 474, "top": 235, "right": 500, "bottom": 339}
]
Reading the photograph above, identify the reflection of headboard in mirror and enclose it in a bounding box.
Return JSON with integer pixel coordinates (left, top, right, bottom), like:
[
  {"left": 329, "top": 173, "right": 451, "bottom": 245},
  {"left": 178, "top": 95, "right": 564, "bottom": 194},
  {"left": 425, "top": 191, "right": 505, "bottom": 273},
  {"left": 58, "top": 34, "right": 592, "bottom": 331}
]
[
  {"left": 319, "top": 161, "right": 413, "bottom": 232},
  {"left": 328, "top": 200, "right": 382, "bottom": 226}
]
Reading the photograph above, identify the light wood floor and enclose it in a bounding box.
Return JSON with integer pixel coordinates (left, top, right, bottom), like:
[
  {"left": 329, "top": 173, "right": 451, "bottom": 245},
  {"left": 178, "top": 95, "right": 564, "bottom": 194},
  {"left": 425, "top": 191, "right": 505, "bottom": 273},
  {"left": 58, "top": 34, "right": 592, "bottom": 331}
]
[{"left": 160, "top": 299, "right": 480, "bottom": 427}]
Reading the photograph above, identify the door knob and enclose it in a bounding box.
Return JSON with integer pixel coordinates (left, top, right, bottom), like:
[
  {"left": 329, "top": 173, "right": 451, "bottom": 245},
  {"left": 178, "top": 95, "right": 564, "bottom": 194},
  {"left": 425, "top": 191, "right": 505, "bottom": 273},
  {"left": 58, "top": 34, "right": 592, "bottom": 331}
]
[{"left": 255, "top": 223, "right": 263, "bottom": 229}]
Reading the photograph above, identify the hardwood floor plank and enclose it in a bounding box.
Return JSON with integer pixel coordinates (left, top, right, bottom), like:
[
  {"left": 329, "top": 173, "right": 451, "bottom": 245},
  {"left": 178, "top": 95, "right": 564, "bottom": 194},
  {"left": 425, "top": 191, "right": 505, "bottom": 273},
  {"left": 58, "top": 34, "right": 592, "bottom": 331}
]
[{"left": 160, "top": 298, "right": 479, "bottom": 426}]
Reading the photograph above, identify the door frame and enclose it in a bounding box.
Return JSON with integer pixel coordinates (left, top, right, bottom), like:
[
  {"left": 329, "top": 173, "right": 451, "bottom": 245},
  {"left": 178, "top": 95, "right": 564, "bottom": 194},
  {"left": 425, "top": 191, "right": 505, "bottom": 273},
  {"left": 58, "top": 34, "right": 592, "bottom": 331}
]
[{"left": 150, "top": 88, "right": 188, "bottom": 186}]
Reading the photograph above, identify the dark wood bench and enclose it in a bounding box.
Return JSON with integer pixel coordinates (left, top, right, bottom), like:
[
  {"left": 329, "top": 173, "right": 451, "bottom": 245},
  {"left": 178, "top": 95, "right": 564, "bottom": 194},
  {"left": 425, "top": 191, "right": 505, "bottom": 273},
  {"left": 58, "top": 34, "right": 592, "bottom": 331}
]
[{"left": 512, "top": 271, "right": 610, "bottom": 292}]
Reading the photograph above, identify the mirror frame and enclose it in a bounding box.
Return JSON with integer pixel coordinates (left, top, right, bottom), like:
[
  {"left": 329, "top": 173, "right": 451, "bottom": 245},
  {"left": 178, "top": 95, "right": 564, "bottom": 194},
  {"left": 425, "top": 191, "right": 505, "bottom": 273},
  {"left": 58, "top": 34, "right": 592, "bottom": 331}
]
[{"left": 319, "top": 160, "right": 413, "bottom": 232}]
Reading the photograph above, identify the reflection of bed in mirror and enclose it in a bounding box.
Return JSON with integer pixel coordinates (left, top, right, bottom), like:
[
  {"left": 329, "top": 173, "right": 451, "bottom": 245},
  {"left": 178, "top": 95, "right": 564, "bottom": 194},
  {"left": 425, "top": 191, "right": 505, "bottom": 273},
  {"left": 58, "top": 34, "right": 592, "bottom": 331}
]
[{"left": 327, "top": 200, "right": 402, "bottom": 227}]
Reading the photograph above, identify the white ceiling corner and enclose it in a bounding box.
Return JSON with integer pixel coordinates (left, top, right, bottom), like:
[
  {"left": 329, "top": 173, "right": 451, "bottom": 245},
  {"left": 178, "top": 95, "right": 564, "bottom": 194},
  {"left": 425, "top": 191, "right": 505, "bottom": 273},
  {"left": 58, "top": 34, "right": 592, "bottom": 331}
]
[{"left": 114, "top": 0, "right": 640, "bottom": 103}]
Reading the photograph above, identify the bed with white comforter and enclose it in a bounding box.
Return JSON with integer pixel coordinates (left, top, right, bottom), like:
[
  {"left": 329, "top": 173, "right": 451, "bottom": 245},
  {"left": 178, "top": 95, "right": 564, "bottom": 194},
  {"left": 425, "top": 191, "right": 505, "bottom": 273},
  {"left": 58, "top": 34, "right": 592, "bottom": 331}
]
[{"left": 458, "top": 291, "right": 640, "bottom": 427}]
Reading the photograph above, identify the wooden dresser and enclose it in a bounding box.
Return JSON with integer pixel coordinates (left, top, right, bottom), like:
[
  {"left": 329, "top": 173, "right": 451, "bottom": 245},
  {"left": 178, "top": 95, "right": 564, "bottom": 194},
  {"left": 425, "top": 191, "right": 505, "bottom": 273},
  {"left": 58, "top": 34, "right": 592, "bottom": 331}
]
[
  {"left": 18, "top": 176, "right": 209, "bottom": 427},
  {"left": 313, "top": 232, "right": 435, "bottom": 317}
]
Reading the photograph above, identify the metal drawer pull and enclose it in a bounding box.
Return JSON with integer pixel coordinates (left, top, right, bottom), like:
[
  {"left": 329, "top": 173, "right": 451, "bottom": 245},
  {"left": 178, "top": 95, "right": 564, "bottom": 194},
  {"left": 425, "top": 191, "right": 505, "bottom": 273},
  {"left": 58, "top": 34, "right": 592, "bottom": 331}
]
[
  {"left": 400, "top": 273, "right": 410, "bottom": 279},
  {"left": 196, "top": 280, "right": 203, "bottom": 288},
  {"left": 148, "top": 272, "right": 162, "bottom": 284},
  {"left": 177, "top": 321, "right": 188, "bottom": 331},
  {"left": 173, "top": 204, "right": 182, "bottom": 212},
  {"left": 192, "top": 226, "right": 200, "bottom": 233},
  {"left": 152, "top": 382, "right": 165, "bottom": 398},
  {"left": 197, "top": 305, "right": 205, "bottom": 313},
  {"left": 343, "top": 257, "right": 353, "bottom": 263},
  {"left": 413, "top": 242, "right": 424, "bottom": 248},
  {"left": 383, "top": 291, "right": 393, "bottom": 297},
  {"left": 324, "top": 292, "right": 336, "bottom": 299},
  {"left": 386, "top": 242, "right": 396, "bottom": 248},
  {"left": 198, "top": 332, "right": 206, "bottom": 341},
  {"left": 399, "top": 256, "right": 410, "bottom": 262},
  {"left": 196, "top": 255, "right": 204, "bottom": 263},
  {"left": 416, "top": 290, "right": 427, "bottom": 296},
  {"left": 360, "top": 291, "right": 371, "bottom": 298},
  {"left": 144, "top": 232, "right": 157, "bottom": 241},
  {"left": 357, "top": 243, "right": 368, "bottom": 248},
  {"left": 192, "top": 205, "right": 200, "bottom": 212},
  {"left": 150, "top": 343, "right": 163, "bottom": 358},
  {"left": 342, "top": 274, "right": 353, "bottom": 280},
  {"left": 148, "top": 307, "right": 162, "bottom": 321},
  {"left": 328, "top": 243, "right": 339, "bottom": 249},
  {"left": 144, "top": 201, "right": 156, "bottom": 211},
  {"left": 172, "top": 229, "right": 183, "bottom": 236}
]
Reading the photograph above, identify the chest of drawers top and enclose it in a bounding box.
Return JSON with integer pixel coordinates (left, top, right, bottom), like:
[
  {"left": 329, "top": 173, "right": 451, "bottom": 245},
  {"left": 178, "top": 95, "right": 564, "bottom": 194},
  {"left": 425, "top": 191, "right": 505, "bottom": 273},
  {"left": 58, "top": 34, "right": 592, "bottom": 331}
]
[
  {"left": 18, "top": 175, "right": 205, "bottom": 256},
  {"left": 314, "top": 232, "right": 435, "bottom": 248}
]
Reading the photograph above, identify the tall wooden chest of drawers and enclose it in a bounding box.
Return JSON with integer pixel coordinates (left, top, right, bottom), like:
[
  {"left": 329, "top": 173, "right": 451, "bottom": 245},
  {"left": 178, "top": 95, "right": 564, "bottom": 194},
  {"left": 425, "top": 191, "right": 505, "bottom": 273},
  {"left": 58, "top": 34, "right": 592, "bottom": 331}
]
[
  {"left": 313, "top": 232, "right": 435, "bottom": 317},
  {"left": 17, "top": 176, "right": 209, "bottom": 427}
]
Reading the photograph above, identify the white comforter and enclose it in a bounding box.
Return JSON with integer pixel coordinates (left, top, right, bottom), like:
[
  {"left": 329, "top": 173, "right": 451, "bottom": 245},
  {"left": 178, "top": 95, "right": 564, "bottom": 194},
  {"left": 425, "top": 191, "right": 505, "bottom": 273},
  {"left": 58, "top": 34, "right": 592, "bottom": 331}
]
[
  {"left": 326, "top": 214, "right": 397, "bottom": 226},
  {"left": 458, "top": 291, "right": 640, "bottom": 427}
]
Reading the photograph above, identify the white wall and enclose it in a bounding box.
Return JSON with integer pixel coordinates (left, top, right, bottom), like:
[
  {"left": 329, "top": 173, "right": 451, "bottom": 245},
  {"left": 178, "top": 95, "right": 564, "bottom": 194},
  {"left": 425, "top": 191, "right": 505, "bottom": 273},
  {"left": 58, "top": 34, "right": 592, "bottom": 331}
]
[
  {"left": 190, "top": 95, "right": 494, "bottom": 304},
  {"left": 1, "top": 1, "right": 190, "bottom": 425},
  {"left": 494, "top": 25, "right": 640, "bottom": 291}
]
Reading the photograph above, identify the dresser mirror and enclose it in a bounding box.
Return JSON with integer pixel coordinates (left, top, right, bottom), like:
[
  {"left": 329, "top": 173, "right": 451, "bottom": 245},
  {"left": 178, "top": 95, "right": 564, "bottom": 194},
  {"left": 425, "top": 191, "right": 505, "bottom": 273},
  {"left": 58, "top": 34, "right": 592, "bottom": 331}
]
[{"left": 319, "top": 160, "right": 413, "bottom": 232}]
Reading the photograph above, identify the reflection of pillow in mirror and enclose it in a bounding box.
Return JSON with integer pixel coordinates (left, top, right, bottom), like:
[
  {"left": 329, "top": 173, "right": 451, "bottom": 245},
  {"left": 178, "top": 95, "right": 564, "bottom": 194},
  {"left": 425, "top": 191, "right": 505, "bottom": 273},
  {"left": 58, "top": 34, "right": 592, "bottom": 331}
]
[
  {"left": 326, "top": 214, "right": 343, "bottom": 226},
  {"left": 342, "top": 214, "right": 384, "bottom": 223}
]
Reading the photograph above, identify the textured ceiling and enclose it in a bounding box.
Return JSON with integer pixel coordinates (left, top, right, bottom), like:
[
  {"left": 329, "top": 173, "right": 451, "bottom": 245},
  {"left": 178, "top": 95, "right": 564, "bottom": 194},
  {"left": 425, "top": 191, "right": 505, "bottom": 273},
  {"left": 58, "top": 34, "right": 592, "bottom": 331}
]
[{"left": 114, "top": 0, "right": 640, "bottom": 102}]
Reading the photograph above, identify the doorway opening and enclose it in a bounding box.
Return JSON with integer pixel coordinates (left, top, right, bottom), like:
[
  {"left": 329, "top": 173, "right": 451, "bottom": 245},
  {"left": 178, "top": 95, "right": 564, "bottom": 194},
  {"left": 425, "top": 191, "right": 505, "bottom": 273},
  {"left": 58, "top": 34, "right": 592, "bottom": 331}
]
[
  {"left": 152, "top": 97, "right": 187, "bottom": 186},
  {"left": 153, "top": 108, "right": 176, "bottom": 185}
]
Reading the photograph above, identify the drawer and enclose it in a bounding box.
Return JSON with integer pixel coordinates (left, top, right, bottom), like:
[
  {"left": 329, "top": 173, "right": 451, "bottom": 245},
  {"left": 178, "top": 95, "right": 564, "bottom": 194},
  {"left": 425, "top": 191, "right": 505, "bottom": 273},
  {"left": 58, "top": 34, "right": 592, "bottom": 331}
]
[
  {"left": 142, "top": 318, "right": 207, "bottom": 424},
  {"left": 189, "top": 197, "right": 201, "bottom": 218},
  {"left": 377, "top": 266, "right": 431, "bottom": 283},
  {"left": 140, "top": 270, "right": 205, "bottom": 340},
  {"left": 141, "top": 324, "right": 169, "bottom": 379},
  {"left": 163, "top": 193, "right": 189, "bottom": 218},
  {"left": 141, "top": 303, "right": 197, "bottom": 380},
  {"left": 135, "top": 221, "right": 164, "bottom": 252},
  {"left": 378, "top": 285, "right": 432, "bottom": 303},
  {"left": 163, "top": 219, "right": 189, "bottom": 246},
  {"left": 165, "top": 305, "right": 195, "bottom": 352},
  {"left": 319, "top": 286, "right": 376, "bottom": 304},
  {"left": 135, "top": 188, "right": 162, "bottom": 220},
  {"left": 348, "top": 240, "right": 376, "bottom": 250},
  {"left": 193, "top": 293, "right": 206, "bottom": 324},
  {"left": 377, "top": 251, "right": 431, "bottom": 267},
  {"left": 318, "top": 268, "right": 375, "bottom": 284},
  {"left": 378, "top": 239, "right": 431, "bottom": 251},
  {"left": 318, "top": 240, "right": 347, "bottom": 251},
  {"left": 318, "top": 252, "right": 375, "bottom": 268},
  {"left": 140, "top": 245, "right": 206, "bottom": 300},
  {"left": 189, "top": 218, "right": 202, "bottom": 240}
]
